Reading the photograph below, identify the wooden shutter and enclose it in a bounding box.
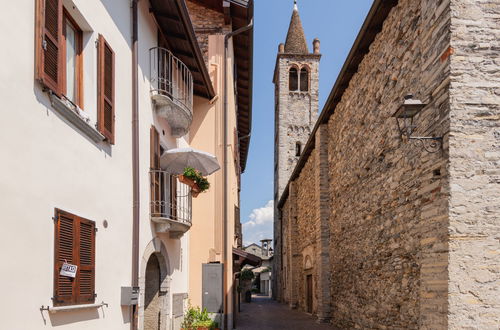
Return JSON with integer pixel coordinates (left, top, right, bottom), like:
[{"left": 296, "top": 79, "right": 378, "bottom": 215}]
[
  {"left": 54, "top": 209, "right": 95, "bottom": 306},
  {"left": 97, "top": 34, "right": 115, "bottom": 144},
  {"left": 35, "top": 0, "right": 63, "bottom": 94},
  {"left": 53, "top": 210, "right": 76, "bottom": 305},
  {"left": 150, "top": 127, "right": 161, "bottom": 215},
  {"left": 77, "top": 217, "right": 95, "bottom": 304}
]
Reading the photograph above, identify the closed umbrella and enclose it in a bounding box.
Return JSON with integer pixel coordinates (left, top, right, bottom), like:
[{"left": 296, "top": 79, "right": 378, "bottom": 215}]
[{"left": 160, "top": 147, "right": 221, "bottom": 176}]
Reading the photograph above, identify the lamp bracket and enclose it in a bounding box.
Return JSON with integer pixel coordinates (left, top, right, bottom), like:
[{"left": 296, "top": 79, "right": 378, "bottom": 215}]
[{"left": 408, "top": 136, "right": 443, "bottom": 153}]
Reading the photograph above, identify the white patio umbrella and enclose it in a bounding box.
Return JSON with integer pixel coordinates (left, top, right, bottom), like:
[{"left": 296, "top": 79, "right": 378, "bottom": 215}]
[{"left": 160, "top": 147, "right": 221, "bottom": 176}]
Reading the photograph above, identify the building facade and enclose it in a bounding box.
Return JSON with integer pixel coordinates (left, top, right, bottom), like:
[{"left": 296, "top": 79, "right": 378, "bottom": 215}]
[
  {"left": 272, "top": 2, "right": 320, "bottom": 302},
  {"left": 275, "top": 0, "right": 499, "bottom": 329},
  {"left": 0, "top": 0, "right": 252, "bottom": 329}
]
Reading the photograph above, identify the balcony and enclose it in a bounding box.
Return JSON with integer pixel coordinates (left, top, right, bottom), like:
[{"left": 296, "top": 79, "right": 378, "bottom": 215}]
[
  {"left": 150, "top": 47, "right": 193, "bottom": 137},
  {"left": 150, "top": 170, "right": 192, "bottom": 237}
]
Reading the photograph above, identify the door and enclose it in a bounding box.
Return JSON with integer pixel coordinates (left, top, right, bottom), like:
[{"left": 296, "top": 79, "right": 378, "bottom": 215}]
[
  {"left": 306, "top": 275, "right": 313, "bottom": 314},
  {"left": 144, "top": 255, "right": 161, "bottom": 330}
]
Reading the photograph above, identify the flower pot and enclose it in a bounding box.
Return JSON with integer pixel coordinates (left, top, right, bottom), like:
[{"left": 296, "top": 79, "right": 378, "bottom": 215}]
[
  {"left": 179, "top": 174, "right": 196, "bottom": 187},
  {"left": 179, "top": 175, "right": 202, "bottom": 198}
]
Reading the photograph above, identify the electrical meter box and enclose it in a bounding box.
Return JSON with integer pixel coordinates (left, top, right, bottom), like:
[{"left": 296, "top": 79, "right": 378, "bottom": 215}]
[{"left": 121, "top": 286, "right": 140, "bottom": 306}]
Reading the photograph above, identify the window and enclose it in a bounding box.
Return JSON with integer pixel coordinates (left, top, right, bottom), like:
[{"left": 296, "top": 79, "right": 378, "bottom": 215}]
[
  {"left": 62, "top": 11, "right": 83, "bottom": 106},
  {"left": 289, "top": 67, "right": 298, "bottom": 91},
  {"left": 36, "top": 0, "right": 115, "bottom": 144},
  {"left": 295, "top": 142, "right": 302, "bottom": 157},
  {"left": 300, "top": 68, "right": 309, "bottom": 92},
  {"left": 53, "top": 209, "right": 96, "bottom": 306}
]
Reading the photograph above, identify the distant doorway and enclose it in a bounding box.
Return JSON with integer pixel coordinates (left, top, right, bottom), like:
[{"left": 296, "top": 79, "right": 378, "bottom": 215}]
[
  {"left": 144, "top": 254, "right": 161, "bottom": 330},
  {"left": 306, "top": 275, "right": 313, "bottom": 314}
]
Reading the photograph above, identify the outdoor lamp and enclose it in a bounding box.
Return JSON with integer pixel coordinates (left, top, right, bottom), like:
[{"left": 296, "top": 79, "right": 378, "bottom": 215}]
[{"left": 392, "top": 94, "right": 443, "bottom": 153}]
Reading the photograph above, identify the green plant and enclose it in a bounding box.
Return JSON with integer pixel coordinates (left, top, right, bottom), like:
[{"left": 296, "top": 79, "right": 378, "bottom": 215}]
[
  {"left": 183, "top": 167, "right": 210, "bottom": 192},
  {"left": 240, "top": 268, "right": 255, "bottom": 281},
  {"left": 181, "top": 305, "right": 218, "bottom": 329}
]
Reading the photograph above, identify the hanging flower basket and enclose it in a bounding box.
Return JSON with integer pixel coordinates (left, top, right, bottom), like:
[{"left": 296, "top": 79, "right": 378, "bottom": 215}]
[{"left": 179, "top": 168, "right": 211, "bottom": 198}]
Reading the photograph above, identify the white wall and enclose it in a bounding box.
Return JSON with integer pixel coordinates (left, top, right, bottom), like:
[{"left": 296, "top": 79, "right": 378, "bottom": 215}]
[{"left": 0, "top": 0, "right": 190, "bottom": 329}]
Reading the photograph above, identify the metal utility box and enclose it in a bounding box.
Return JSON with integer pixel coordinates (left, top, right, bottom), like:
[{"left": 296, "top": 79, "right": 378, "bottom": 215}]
[
  {"left": 202, "top": 263, "right": 224, "bottom": 313},
  {"left": 121, "top": 286, "right": 140, "bottom": 306}
]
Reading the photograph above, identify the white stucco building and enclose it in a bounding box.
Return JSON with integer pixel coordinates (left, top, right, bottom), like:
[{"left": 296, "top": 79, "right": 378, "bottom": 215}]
[{"left": 0, "top": 0, "right": 253, "bottom": 329}]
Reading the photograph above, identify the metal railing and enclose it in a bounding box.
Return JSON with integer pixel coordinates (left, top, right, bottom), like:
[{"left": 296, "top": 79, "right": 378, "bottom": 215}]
[
  {"left": 150, "top": 170, "right": 192, "bottom": 226},
  {"left": 150, "top": 47, "right": 193, "bottom": 117}
]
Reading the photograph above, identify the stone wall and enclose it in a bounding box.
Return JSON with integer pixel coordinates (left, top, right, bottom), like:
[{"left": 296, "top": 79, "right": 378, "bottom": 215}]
[
  {"left": 186, "top": 1, "right": 230, "bottom": 65},
  {"left": 279, "top": 0, "right": 457, "bottom": 328},
  {"left": 294, "top": 154, "right": 318, "bottom": 314},
  {"left": 448, "top": 0, "right": 500, "bottom": 328}
]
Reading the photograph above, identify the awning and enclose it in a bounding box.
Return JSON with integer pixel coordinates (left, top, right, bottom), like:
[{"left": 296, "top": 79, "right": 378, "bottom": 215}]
[
  {"left": 160, "top": 147, "right": 220, "bottom": 176},
  {"left": 233, "top": 247, "right": 262, "bottom": 267}
]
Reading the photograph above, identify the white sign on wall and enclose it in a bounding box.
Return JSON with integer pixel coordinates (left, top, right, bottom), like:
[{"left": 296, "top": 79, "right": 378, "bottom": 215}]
[{"left": 60, "top": 263, "right": 78, "bottom": 278}]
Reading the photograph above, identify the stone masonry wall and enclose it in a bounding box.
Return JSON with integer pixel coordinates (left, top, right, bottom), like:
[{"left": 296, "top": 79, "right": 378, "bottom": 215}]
[
  {"left": 326, "top": 0, "right": 451, "bottom": 327},
  {"left": 186, "top": 1, "right": 230, "bottom": 66},
  {"left": 448, "top": 0, "right": 500, "bottom": 328},
  {"left": 294, "top": 153, "right": 318, "bottom": 314},
  {"left": 280, "top": 0, "right": 457, "bottom": 328}
]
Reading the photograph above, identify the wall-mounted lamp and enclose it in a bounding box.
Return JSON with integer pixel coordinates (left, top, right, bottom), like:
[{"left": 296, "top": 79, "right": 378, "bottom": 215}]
[{"left": 392, "top": 94, "right": 443, "bottom": 153}]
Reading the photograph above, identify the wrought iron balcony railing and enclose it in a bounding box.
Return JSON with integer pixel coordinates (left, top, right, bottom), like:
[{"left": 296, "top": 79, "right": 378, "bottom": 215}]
[
  {"left": 150, "top": 170, "right": 192, "bottom": 234},
  {"left": 150, "top": 47, "right": 193, "bottom": 137}
]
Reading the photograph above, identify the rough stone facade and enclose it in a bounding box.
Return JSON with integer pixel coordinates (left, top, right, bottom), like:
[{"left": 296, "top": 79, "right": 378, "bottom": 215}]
[
  {"left": 448, "top": 0, "right": 500, "bottom": 328},
  {"left": 276, "top": 0, "right": 499, "bottom": 328}
]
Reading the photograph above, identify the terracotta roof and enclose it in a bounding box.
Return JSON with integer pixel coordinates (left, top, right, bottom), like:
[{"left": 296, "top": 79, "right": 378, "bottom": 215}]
[{"left": 284, "top": 4, "right": 309, "bottom": 54}]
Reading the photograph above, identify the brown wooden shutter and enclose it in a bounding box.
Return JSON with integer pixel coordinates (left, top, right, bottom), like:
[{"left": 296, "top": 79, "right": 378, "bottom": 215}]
[
  {"left": 54, "top": 209, "right": 76, "bottom": 305},
  {"left": 54, "top": 209, "right": 96, "bottom": 306},
  {"left": 77, "top": 217, "right": 95, "bottom": 304},
  {"left": 35, "top": 0, "right": 63, "bottom": 95},
  {"left": 97, "top": 34, "right": 115, "bottom": 144},
  {"left": 150, "top": 127, "right": 161, "bottom": 215}
]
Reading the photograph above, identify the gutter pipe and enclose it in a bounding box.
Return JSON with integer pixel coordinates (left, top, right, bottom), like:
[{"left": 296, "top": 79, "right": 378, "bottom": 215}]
[
  {"left": 131, "top": 1, "right": 140, "bottom": 329},
  {"left": 223, "top": 18, "right": 253, "bottom": 329}
]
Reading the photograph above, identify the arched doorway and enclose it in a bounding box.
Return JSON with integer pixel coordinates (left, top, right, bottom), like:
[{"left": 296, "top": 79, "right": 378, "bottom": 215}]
[{"left": 144, "top": 254, "right": 162, "bottom": 330}]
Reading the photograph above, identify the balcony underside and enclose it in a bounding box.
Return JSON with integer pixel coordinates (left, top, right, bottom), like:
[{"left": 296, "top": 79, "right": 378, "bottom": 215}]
[
  {"left": 151, "top": 93, "right": 193, "bottom": 138},
  {"left": 151, "top": 216, "right": 191, "bottom": 238}
]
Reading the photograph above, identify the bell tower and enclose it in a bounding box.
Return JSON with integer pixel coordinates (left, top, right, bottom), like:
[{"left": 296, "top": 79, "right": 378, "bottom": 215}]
[
  {"left": 273, "top": 0, "right": 321, "bottom": 202},
  {"left": 272, "top": 0, "right": 321, "bottom": 301}
]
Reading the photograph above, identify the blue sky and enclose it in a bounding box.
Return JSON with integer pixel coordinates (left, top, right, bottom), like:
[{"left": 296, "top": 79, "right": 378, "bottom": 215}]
[{"left": 241, "top": 0, "right": 373, "bottom": 246}]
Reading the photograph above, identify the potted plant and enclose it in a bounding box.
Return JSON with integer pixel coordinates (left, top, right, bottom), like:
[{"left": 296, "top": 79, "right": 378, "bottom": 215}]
[
  {"left": 181, "top": 306, "right": 219, "bottom": 330},
  {"left": 179, "top": 167, "right": 210, "bottom": 198}
]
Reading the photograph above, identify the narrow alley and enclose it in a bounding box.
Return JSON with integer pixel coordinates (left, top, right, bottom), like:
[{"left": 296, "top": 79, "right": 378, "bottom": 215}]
[{"left": 237, "top": 295, "right": 332, "bottom": 330}]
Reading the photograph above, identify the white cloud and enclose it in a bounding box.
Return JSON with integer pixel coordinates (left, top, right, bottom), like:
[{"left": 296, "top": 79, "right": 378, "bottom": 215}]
[{"left": 242, "top": 200, "right": 274, "bottom": 246}]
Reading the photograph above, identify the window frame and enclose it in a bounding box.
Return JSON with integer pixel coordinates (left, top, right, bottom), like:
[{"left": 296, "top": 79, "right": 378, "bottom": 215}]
[
  {"left": 289, "top": 67, "right": 299, "bottom": 91},
  {"left": 61, "top": 9, "right": 84, "bottom": 109}
]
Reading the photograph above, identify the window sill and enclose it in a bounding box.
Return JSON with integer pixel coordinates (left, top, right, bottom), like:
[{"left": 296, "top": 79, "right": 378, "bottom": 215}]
[
  {"left": 49, "top": 92, "right": 105, "bottom": 144},
  {"left": 40, "top": 301, "right": 108, "bottom": 313}
]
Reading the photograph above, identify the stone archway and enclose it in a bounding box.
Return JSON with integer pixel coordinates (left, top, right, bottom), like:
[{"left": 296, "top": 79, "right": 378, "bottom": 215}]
[{"left": 139, "top": 238, "right": 170, "bottom": 330}]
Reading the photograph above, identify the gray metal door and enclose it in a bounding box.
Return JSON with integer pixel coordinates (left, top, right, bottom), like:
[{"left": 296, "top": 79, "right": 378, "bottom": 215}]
[{"left": 202, "top": 263, "right": 224, "bottom": 313}]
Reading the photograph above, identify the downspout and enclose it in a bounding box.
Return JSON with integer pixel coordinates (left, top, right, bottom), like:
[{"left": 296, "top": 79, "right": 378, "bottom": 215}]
[
  {"left": 131, "top": 1, "right": 140, "bottom": 330},
  {"left": 223, "top": 18, "right": 253, "bottom": 329}
]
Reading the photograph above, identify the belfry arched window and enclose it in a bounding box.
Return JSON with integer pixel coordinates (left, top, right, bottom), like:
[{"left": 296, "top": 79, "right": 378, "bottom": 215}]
[
  {"left": 300, "top": 67, "right": 309, "bottom": 92},
  {"left": 289, "top": 67, "right": 298, "bottom": 91}
]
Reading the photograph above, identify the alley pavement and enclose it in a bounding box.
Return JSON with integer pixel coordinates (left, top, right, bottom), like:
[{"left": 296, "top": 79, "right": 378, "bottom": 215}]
[{"left": 236, "top": 295, "right": 332, "bottom": 329}]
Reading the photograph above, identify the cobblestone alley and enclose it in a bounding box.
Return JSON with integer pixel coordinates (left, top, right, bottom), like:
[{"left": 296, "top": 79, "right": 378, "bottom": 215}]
[{"left": 236, "top": 295, "right": 332, "bottom": 329}]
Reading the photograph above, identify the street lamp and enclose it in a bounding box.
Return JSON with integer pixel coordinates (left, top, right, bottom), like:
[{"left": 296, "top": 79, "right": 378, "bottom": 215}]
[{"left": 392, "top": 94, "right": 443, "bottom": 153}]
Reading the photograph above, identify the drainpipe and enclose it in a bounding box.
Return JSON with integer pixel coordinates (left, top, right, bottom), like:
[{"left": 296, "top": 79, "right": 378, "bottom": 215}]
[
  {"left": 223, "top": 18, "right": 253, "bottom": 329},
  {"left": 131, "top": 1, "right": 140, "bottom": 330}
]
